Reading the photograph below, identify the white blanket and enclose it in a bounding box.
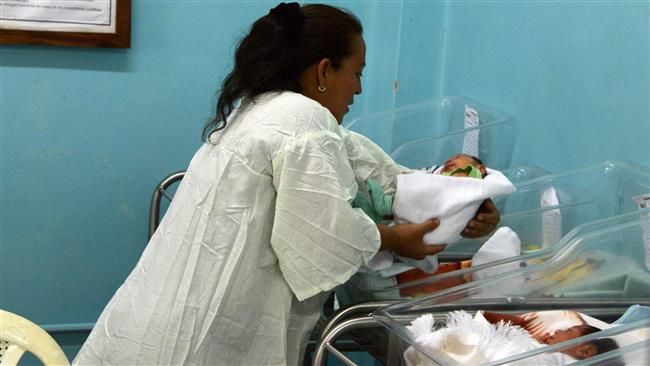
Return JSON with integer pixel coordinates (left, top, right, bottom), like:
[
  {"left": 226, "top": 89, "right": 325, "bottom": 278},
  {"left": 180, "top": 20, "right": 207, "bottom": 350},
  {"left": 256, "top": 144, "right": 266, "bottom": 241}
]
[
  {"left": 393, "top": 168, "right": 515, "bottom": 244},
  {"left": 392, "top": 168, "right": 515, "bottom": 272},
  {"left": 472, "top": 226, "right": 521, "bottom": 281}
]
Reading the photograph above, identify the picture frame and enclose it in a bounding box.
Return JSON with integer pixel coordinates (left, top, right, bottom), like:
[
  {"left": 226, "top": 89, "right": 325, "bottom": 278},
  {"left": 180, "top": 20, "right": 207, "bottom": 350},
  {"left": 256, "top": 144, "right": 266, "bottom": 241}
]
[{"left": 0, "top": 0, "right": 131, "bottom": 48}]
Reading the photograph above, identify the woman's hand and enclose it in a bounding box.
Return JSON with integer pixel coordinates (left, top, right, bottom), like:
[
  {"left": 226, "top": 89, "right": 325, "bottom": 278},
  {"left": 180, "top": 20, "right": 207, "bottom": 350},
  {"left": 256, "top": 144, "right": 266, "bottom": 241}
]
[
  {"left": 461, "top": 199, "right": 500, "bottom": 238},
  {"left": 378, "top": 219, "right": 447, "bottom": 260}
]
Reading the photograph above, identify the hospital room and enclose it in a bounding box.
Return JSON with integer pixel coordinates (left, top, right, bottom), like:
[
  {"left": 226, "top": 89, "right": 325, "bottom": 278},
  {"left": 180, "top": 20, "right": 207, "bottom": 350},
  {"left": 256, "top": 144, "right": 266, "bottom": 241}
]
[{"left": 2, "top": 1, "right": 649, "bottom": 365}]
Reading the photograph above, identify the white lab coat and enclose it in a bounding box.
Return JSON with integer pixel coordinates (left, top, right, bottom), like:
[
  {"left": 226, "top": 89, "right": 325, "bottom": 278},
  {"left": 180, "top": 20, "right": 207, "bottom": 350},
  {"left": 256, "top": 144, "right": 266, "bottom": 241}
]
[
  {"left": 74, "top": 92, "right": 384, "bottom": 365},
  {"left": 340, "top": 127, "right": 414, "bottom": 196}
]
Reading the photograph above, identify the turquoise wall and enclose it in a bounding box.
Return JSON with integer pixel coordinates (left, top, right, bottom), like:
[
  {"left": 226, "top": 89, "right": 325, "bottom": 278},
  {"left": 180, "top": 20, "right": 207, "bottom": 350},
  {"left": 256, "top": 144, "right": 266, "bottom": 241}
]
[
  {"left": 0, "top": 0, "right": 441, "bottom": 361},
  {"left": 441, "top": 1, "right": 649, "bottom": 171},
  {"left": 1, "top": 0, "right": 648, "bottom": 362}
]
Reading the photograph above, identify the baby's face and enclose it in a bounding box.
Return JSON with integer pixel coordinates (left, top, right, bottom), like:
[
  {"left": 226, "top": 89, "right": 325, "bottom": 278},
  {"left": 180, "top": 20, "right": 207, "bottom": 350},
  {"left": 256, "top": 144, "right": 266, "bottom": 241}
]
[
  {"left": 541, "top": 325, "right": 597, "bottom": 359},
  {"left": 441, "top": 154, "right": 486, "bottom": 177}
]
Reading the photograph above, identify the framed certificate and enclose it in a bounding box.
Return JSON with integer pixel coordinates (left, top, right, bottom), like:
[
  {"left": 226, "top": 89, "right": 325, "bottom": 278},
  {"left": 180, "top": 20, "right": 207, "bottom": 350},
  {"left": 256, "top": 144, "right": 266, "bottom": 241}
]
[{"left": 0, "top": 0, "right": 131, "bottom": 48}]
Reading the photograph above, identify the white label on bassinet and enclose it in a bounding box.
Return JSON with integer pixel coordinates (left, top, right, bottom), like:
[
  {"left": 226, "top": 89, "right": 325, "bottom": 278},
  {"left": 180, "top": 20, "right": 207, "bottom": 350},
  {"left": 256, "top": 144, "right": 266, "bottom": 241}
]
[
  {"left": 633, "top": 193, "right": 650, "bottom": 271},
  {"left": 463, "top": 105, "right": 479, "bottom": 157},
  {"left": 541, "top": 187, "right": 562, "bottom": 248}
]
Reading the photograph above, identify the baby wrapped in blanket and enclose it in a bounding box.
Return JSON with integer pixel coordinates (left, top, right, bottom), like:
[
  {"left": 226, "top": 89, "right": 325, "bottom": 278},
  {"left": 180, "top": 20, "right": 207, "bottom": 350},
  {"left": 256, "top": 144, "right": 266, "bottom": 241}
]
[
  {"left": 393, "top": 154, "right": 515, "bottom": 243},
  {"left": 404, "top": 310, "right": 622, "bottom": 366},
  {"left": 366, "top": 154, "right": 516, "bottom": 272}
]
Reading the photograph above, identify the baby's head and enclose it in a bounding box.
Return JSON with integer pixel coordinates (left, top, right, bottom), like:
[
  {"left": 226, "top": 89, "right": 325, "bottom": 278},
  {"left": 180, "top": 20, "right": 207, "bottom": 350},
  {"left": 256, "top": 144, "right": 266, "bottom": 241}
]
[
  {"left": 541, "top": 324, "right": 619, "bottom": 360},
  {"left": 440, "top": 154, "right": 487, "bottom": 178}
]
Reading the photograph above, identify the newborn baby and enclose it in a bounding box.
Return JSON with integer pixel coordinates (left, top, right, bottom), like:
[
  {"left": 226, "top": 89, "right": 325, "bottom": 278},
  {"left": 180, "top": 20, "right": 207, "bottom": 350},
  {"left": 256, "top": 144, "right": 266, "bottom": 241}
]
[
  {"left": 405, "top": 310, "right": 619, "bottom": 366},
  {"left": 353, "top": 154, "right": 488, "bottom": 224},
  {"left": 392, "top": 155, "right": 515, "bottom": 245},
  {"left": 482, "top": 310, "right": 619, "bottom": 360},
  {"left": 354, "top": 153, "right": 515, "bottom": 273},
  {"left": 391, "top": 154, "right": 515, "bottom": 272}
]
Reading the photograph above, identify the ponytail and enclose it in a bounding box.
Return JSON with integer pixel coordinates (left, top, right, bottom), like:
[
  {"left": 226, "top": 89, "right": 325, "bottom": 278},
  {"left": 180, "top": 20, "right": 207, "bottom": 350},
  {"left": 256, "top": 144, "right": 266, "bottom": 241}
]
[{"left": 202, "top": 3, "right": 362, "bottom": 141}]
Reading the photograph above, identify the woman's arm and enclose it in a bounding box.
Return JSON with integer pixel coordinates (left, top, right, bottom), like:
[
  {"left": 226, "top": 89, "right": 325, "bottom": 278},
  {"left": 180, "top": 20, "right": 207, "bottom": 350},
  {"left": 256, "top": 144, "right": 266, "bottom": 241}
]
[
  {"left": 341, "top": 128, "right": 414, "bottom": 196},
  {"left": 378, "top": 220, "right": 447, "bottom": 259}
]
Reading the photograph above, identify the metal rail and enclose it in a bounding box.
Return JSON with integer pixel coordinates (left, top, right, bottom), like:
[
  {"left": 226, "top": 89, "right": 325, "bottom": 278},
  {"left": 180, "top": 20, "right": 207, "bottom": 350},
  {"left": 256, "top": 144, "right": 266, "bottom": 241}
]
[
  {"left": 320, "top": 301, "right": 396, "bottom": 339},
  {"left": 148, "top": 171, "right": 185, "bottom": 239},
  {"left": 312, "top": 298, "right": 650, "bottom": 366},
  {"left": 313, "top": 316, "right": 380, "bottom": 366}
]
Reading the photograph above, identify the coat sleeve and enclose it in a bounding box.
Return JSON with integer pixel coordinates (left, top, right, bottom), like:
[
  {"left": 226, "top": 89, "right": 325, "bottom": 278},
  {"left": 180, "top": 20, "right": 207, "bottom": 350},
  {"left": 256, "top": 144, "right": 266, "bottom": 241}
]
[
  {"left": 341, "top": 128, "right": 416, "bottom": 196},
  {"left": 271, "top": 128, "right": 381, "bottom": 301}
]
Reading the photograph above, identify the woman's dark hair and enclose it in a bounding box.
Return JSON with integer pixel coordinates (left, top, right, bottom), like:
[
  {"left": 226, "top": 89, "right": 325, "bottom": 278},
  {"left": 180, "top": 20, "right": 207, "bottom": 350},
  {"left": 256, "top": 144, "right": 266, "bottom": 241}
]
[{"left": 202, "top": 2, "right": 363, "bottom": 141}]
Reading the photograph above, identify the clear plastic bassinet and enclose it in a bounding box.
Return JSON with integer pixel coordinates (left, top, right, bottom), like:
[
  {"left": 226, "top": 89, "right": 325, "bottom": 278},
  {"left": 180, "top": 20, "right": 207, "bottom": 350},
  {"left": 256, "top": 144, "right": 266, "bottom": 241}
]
[
  {"left": 389, "top": 121, "right": 517, "bottom": 171},
  {"left": 344, "top": 96, "right": 517, "bottom": 155},
  {"left": 334, "top": 160, "right": 649, "bottom": 304},
  {"left": 370, "top": 209, "right": 650, "bottom": 366},
  {"left": 314, "top": 210, "right": 650, "bottom": 366},
  {"left": 449, "top": 160, "right": 650, "bottom": 256}
]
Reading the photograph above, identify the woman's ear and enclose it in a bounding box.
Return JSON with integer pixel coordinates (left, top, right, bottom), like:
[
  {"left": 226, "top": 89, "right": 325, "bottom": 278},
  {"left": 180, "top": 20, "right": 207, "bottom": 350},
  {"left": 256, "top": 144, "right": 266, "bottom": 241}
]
[{"left": 316, "top": 58, "right": 332, "bottom": 88}]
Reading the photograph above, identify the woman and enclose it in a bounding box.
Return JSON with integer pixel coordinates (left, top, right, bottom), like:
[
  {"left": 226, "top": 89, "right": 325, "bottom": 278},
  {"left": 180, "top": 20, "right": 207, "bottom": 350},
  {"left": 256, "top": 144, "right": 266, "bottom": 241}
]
[{"left": 74, "top": 3, "right": 499, "bottom": 365}]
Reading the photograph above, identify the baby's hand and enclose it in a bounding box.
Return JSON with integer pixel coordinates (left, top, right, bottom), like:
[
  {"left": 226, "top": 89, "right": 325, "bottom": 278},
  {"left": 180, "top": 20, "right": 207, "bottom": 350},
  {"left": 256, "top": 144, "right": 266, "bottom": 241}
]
[{"left": 537, "top": 332, "right": 552, "bottom": 344}]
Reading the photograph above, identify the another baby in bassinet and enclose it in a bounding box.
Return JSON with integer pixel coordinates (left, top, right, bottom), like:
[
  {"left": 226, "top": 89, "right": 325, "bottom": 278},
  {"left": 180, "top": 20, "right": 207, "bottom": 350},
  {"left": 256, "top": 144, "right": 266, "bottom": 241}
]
[{"left": 405, "top": 310, "right": 621, "bottom": 366}]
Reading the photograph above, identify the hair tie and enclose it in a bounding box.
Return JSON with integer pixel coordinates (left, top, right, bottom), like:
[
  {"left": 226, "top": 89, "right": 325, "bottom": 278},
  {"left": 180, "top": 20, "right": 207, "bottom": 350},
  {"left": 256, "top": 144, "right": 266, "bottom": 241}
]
[{"left": 269, "top": 2, "right": 303, "bottom": 42}]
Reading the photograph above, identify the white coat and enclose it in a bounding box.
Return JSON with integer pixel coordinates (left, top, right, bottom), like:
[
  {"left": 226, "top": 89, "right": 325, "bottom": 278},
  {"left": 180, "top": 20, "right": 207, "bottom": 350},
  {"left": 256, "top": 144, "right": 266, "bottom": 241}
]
[{"left": 73, "top": 92, "right": 392, "bottom": 365}]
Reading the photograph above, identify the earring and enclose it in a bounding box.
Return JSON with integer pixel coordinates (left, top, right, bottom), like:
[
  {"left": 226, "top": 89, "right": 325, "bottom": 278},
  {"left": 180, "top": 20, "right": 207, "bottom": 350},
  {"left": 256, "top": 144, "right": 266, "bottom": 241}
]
[{"left": 318, "top": 85, "right": 326, "bottom": 93}]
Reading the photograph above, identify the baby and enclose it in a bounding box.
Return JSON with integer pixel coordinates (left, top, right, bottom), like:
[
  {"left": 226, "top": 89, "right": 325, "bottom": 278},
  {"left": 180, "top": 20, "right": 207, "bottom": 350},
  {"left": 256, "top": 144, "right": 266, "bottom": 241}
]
[
  {"left": 540, "top": 324, "right": 619, "bottom": 360},
  {"left": 393, "top": 154, "right": 514, "bottom": 249},
  {"left": 354, "top": 153, "right": 515, "bottom": 274},
  {"left": 353, "top": 153, "right": 487, "bottom": 223},
  {"left": 406, "top": 310, "right": 620, "bottom": 366},
  {"left": 483, "top": 310, "right": 620, "bottom": 361}
]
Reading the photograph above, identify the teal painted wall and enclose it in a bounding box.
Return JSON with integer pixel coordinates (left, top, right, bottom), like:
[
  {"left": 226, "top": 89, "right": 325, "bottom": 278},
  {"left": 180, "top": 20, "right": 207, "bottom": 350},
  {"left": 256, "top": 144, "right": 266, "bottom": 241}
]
[
  {"left": 1, "top": 0, "right": 648, "bottom": 362},
  {"left": 440, "top": 1, "right": 649, "bottom": 171},
  {"left": 0, "top": 0, "right": 440, "bottom": 361}
]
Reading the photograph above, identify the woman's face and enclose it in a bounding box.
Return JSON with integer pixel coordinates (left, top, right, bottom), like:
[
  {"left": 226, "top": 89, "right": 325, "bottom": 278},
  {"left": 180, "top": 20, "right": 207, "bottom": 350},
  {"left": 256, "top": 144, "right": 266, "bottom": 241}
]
[{"left": 319, "top": 35, "right": 366, "bottom": 123}]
